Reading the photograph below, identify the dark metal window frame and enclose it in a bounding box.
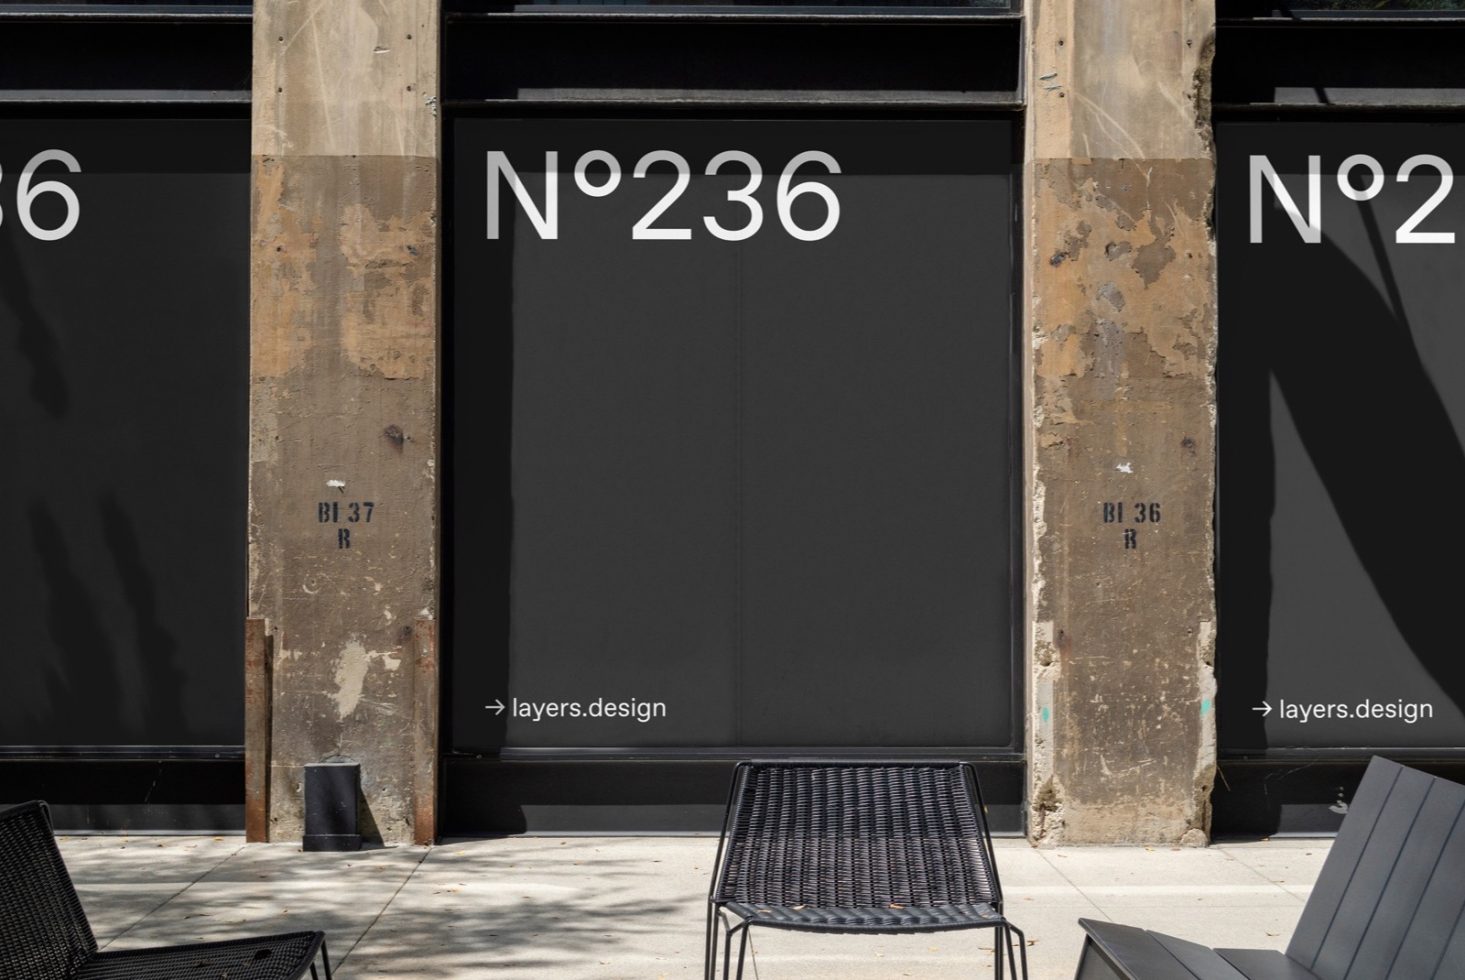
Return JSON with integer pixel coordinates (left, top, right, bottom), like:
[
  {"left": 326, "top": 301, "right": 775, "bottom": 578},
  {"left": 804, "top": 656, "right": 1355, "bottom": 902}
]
[
  {"left": 442, "top": 11, "right": 1024, "bottom": 110},
  {"left": 0, "top": 3, "right": 246, "bottom": 11},
  {"left": 444, "top": 0, "right": 1019, "bottom": 17},
  {"left": 1220, "top": 1, "right": 1465, "bottom": 19},
  {"left": 0, "top": 4, "right": 250, "bottom": 104},
  {"left": 1217, "top": 0, "right": 1465, "bottom": 111}
]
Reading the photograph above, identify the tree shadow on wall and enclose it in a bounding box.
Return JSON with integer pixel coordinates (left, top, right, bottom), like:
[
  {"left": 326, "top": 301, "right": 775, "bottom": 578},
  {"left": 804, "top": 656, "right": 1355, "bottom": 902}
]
[
  {"left": 24, "top": 496, "right": 189, "bottom": 746},
  {"left": 29, "top": 502, "right": 124, "bottom": 742},
  {"left": 0, "top": 221, "right": 68, "bottom": 418},
  {"left": 1220, "top": 217, "right": 1465, "bottom": 748},
  {"left": 100, "top": 492, "right": 186, "bottom": 742}
]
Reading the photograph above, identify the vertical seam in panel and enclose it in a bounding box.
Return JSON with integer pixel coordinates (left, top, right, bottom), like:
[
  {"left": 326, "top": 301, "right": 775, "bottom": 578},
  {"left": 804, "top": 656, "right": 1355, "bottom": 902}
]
[
  {"left": 1388, "top": 794, "right": 1465, "bottom": 980},
  {"left": 1428, "top": 894, "right": 1465, "bottom": 980},
  {"left": 1153, "top": 932, "right": 1208, "bottom": 980},
  {"left": 1422, "top": 801, "right": 1465, "bottom": 980},
  {"left": 1310, "top": 767, "right": 1401, "bottom": 971},
  {"left": 1344, "top": 781, "right": 1432, "bottom": 980}
]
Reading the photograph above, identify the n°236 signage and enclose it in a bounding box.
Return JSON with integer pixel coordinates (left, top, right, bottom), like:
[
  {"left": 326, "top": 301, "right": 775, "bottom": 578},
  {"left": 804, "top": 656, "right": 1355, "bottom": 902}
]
[
  {"left": 1250, "top": 152, "right": 1457, "bottom": 245},
  {"left": 487, "top": 149, "right": 842, "bottom": 242},
  {"left": 0, "top": 149, "right": 81, "bottom": 242}
]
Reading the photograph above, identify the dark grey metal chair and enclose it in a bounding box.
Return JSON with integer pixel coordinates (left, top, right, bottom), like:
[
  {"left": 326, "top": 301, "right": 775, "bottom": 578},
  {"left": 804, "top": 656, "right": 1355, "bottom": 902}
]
[
  {"left": 1074, "top": 756, "right": 1465, "bottom": 979},
  {"left": 706, "top": 760, "right": 1029, "bottom": 980},
  {"left": 0, "top": 800, "right": 333, "bottom": 980}
]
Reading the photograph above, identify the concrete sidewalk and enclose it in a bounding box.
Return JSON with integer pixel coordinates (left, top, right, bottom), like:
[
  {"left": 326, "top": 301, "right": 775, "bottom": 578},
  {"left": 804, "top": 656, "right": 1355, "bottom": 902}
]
[{"left": 58, "top": 835, "right": 1328, "bottom": 979}]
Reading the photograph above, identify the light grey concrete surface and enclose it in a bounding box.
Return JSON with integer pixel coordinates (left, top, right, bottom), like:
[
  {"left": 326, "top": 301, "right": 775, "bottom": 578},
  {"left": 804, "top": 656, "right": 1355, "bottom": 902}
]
[{"left": 56, "top": 835, "right": 1330, "bottom": 979}]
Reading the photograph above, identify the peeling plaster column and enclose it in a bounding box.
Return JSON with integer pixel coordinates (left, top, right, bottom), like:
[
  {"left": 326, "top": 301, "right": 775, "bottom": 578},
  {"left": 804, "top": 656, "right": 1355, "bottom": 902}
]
[
  {"left": 250, "top": 0, "right": 439, "bottom": 843},
  {"left": 1025, "top": 0, "right": 1218, "bottom": 844}
]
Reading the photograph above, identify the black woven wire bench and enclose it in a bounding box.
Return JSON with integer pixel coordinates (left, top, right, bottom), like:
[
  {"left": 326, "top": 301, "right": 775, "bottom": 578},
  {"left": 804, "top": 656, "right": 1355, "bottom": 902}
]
[
  {"left": 705, "top": 760, "right": 1029, "bottom": 980},
  {"left": 0, "top": 800, "right": 333, "bottom": 980}
]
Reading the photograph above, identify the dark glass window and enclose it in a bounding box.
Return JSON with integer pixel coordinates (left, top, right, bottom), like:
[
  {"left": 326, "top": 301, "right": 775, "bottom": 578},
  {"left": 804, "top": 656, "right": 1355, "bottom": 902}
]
[
  {"left": 1216, "top": 121, "right": 1465, "bottom": 751},
  {"left": 448, "top": 117, "right": 1019, "bottom": 754},
  {"left": 0, "top": 117, "right": 249, "bottom": 749}
]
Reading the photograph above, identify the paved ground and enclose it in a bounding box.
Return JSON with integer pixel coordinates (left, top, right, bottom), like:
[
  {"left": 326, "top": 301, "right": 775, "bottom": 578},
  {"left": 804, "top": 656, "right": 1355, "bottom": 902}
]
[{"left": 58, "top": 835, "right": 1329, "bottom": 979}]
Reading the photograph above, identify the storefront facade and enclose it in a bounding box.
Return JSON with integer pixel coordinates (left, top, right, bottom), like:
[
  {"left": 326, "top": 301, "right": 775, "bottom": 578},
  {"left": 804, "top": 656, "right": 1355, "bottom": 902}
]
[{"left": 0, "top": 0, "right": 1459, "bottom": 844}]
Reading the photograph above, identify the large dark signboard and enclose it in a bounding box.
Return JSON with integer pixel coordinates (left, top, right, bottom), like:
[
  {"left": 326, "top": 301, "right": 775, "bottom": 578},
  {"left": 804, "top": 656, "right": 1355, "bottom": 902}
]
[
  {"left": 0, "top": 118, "right": 248, "bottom": 749},
  {"left": 450, "top": 118, "right": 1017, "bottom": 754},
  {"left": 1218, "top": 121, "right": 1465, "bottom": 751}
]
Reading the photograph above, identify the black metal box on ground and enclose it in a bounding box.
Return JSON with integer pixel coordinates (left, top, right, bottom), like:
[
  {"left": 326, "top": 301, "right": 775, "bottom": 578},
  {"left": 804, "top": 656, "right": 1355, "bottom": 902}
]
[{"left": 303, "top": 761, "right": 361, "bottom": 852}]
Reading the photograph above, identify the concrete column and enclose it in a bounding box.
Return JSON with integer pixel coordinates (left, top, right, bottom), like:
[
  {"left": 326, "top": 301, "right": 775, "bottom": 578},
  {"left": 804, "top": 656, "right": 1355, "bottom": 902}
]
[
  {"left": 249, "top": 1, "right": 439, "bottom": 843},
  {"left": 1025, "top": 1, "right": 1218, "bottom": 844}
]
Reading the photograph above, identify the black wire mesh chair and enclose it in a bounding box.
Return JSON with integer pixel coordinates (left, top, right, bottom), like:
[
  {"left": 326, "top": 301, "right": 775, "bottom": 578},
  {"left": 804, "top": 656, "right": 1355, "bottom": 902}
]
[
  {"left": 705, "top": 760, "right": 1029, "bottom": 980},
  {"left": 0, "top": 800, "right": 333, "bottom": 980}
]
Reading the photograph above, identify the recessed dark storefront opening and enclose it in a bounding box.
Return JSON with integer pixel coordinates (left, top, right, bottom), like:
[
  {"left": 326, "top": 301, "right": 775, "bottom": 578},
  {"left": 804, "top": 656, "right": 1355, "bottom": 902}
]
[
  {"left": 444, "top": 0, "right": 1015, "bottom": 10},
  {"left": 0, "top": 4, "right": 251, "bottom": 832},
  {"left": 1214, "top": 2, "right": 1465, "bottom": 836},
  {"left": 1225, "top": 1, "right": 1465, "bottom": 13},
  {"left": 441, "top": 9, "right": 1025, "bottom": 833}
]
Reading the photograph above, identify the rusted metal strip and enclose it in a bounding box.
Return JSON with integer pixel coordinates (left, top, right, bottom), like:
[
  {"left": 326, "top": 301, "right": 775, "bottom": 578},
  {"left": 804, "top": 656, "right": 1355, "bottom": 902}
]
[
  {"left": 412, "top": 617, "right": 439, "bottom": 846},
  {"left": 244, "top": 617, "right": 273, "bottom": 843}
]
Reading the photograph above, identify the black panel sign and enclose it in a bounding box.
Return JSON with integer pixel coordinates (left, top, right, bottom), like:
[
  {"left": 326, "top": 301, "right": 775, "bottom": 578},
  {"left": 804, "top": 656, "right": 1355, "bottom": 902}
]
[
  {"left": 449, "top": 118, "right": 1017, "bottom": 753},
  {"left": 1218, "top": 120, "right": 1465, "bottom": 750},
  {"left": 0, "top": 118, "right": 248, "bottom": 748}
]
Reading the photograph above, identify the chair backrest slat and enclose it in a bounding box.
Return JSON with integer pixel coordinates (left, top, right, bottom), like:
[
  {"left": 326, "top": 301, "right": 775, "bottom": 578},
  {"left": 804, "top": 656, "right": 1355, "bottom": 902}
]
[
  {"left": 1384, "top": 785, "right": 1465, "bottom": 980},
  {"left": 1286, "top": 757, "right": 1465, "bottom": 980},
  {"left": 715, "top": 762, "right": 998, "bottom": 909},
  {"left": 1286, "top": 757, "right": 1400, "bottom": 968},
  {"left": 1356, "top": 776, "right": 1465, "bottom": 980},
  {"left": 1431, "top": 916, "right": 1465, "bottom": 980},
  {"left": 0, "top": 801, "right": 98, "bottom": 980},
  {"left": 1310, "top": 764, "right": 1433, "bottom": 979}
]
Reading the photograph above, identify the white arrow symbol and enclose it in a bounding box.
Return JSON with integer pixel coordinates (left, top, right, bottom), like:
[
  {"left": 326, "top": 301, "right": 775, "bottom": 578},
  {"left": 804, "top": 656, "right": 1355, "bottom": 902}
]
[
  {"left": 486, "top": 699, "right": 505, "bottom": 715},
  {"left": 1252, "top": 701, "right": 1273, "bottom": 717}
]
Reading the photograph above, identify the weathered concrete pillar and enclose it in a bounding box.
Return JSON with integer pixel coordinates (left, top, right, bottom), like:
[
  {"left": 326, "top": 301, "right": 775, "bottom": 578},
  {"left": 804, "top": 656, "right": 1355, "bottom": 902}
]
[
  {"left": 249, "top": 1, "right": 439, "bottom": 843},
  {"left": 1025, "top": 1, "right": 1218, "bottom": 844}
]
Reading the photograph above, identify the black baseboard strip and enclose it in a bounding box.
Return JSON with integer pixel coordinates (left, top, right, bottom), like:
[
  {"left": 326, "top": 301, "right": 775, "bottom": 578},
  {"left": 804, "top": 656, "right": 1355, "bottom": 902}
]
[
  {"left": 0, "top": 758, "right": 244, "bottom": 833},
  {"left": 441, "top": 756, "right": 1025, "bottom": 835},
  {"left": 1213, "top": 756, "right": 1465, "bottom": 837}
]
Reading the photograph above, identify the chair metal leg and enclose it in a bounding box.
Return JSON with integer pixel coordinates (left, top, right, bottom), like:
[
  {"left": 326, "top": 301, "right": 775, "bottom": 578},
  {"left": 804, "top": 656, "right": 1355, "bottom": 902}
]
[
  {"left": 997, "top": 922, "right": 1029, "bottom": 980},
  {"left": 716, "top": 917, "right": 750, "bottom": 980},
  {"left": 705, "top": 904, "right": 719, "bottom": 980},
  {"left": 722, "top": 920, "right": 739, "bottom": 980},
  {"left": 320, "top": 938, "right": 334, "bottom": 980},
  {"left": 1006, "top": 922, "right": 1029, "bottom": 980},
  {"left": 994, "top": 923, "right": 1005, "bottom": 980},
  {"left": 734, "top": 925, "right": 751, "bottom": 980}
]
